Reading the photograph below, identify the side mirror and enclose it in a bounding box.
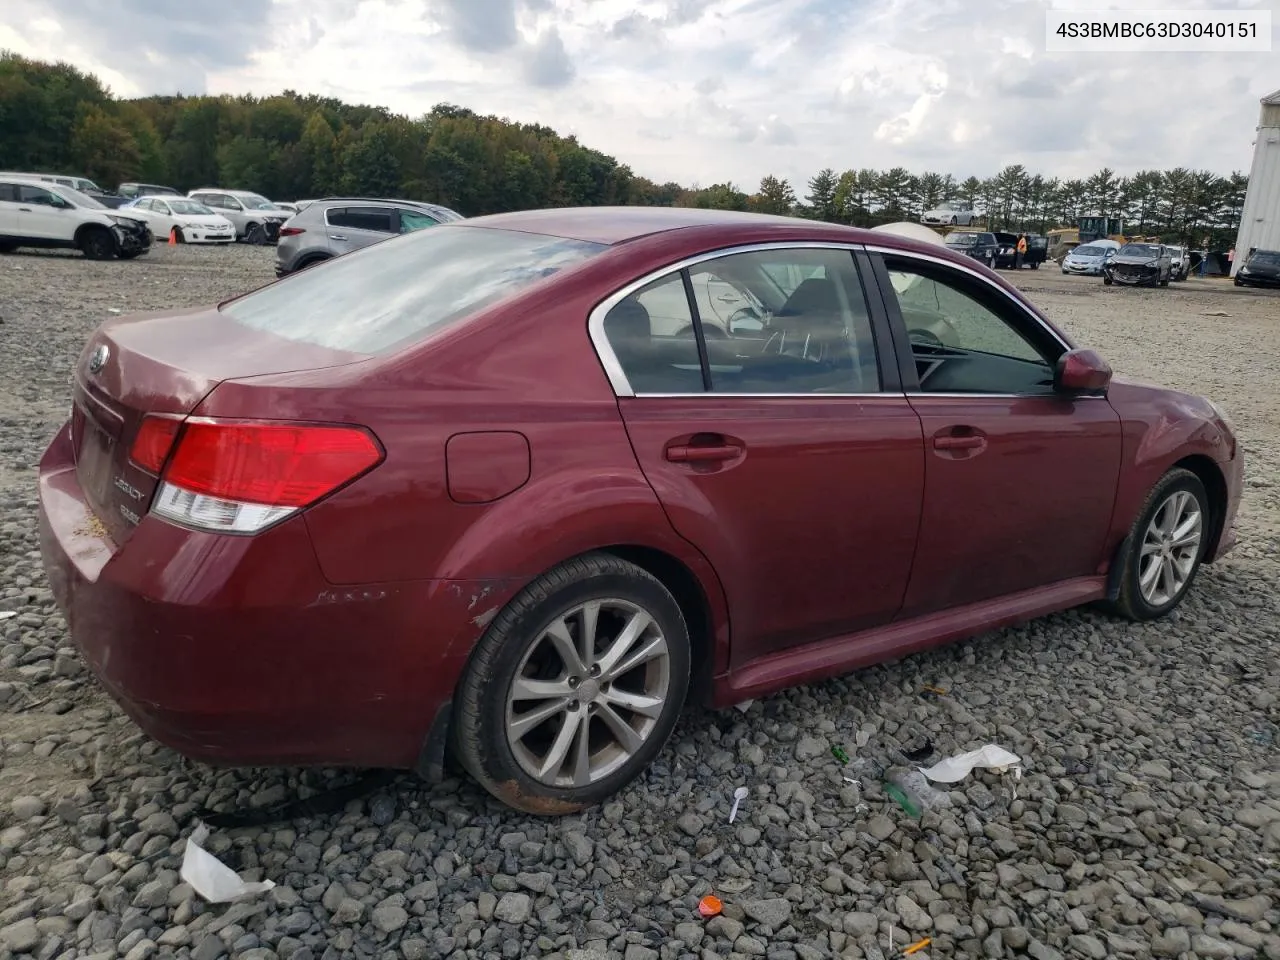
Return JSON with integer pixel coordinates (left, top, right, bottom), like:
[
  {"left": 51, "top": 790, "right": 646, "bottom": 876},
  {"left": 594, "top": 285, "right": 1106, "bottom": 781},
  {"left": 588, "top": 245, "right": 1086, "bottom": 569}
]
[{"left": 1055, "top": 348, "right": 1112, "bottom": 394}]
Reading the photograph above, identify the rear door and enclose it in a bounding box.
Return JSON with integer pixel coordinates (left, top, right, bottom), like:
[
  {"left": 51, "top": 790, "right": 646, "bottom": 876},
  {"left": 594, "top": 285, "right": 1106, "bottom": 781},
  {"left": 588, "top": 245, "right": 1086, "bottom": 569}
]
[
  {"left": 324, "top": 206, "right": 397, "bottom": 256},
  {"left": 865, "top": 247, "right": 1122, "bottom": 617},
  {"left": 596, "top": 244, "right": 925, "bottom": 666}
]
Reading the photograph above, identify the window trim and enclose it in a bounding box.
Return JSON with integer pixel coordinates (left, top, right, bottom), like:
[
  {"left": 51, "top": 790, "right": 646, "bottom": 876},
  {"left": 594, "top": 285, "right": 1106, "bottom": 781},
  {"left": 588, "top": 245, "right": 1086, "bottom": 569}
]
[
  {"left": 591, "top": 241, "right": 895, "bottom": 398},
  {"left": 588, "top": 240, "right": 1074, "bottom": 399}
]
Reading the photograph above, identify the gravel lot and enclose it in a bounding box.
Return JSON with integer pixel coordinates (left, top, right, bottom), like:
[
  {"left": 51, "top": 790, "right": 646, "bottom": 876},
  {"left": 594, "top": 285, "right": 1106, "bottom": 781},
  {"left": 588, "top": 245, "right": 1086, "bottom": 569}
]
[{"left": 0, "top": 245, "right": 1277, "bottom": 960}]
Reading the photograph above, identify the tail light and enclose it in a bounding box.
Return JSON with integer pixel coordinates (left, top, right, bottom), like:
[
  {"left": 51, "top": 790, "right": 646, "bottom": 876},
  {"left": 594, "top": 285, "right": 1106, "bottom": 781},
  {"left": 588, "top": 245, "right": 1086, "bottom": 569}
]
[
  {"left": 147, "top": 419, "right": 382, "bottom": 534},
  {"left": 278, "top": 226, "right": 305, "bottom": 237},
  {"left": 130, "top": 415, "right": 183, "bottom": 474}
]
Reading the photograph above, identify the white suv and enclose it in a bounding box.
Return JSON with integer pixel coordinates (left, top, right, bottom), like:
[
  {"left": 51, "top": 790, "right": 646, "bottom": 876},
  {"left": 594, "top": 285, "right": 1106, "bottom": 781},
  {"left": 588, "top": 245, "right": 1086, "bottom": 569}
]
[
  {"left": 0, "top": 176, "right": 152, "bottom": 259},
  {"left": 186, "top": 188, "right": 291, "bottom": 244}
]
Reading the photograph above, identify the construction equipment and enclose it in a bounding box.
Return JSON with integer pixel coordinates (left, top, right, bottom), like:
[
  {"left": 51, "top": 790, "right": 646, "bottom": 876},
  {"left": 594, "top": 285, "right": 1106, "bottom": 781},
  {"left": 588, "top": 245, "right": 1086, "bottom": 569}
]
[{"left": 1078, "top": 216, "right": 1124, "bottom": 244}]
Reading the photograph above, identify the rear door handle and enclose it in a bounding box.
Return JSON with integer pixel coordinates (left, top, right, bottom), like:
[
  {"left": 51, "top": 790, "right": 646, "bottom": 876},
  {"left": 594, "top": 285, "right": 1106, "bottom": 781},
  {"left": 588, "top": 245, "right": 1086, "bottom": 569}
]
[
  {"left": 666, "top": 444, "right": 741, "bottom": 463},
  {"left": 18, "top": 207, "right": 32, "bottom": 212},
  {"left": 329, "top": 234, "right": 348, "bottom": 241},
  {"left": 933, "top": 435, "right": 984, "bottom": 450}
]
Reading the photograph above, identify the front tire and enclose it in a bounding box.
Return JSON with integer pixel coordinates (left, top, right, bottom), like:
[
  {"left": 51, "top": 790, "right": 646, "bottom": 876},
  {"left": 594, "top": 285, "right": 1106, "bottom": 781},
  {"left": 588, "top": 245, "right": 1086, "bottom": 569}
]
[
  {"left": 1106, "top": 468, "right": 1209, "bottom": 621},
  {"left": 245, "top": 222, "right": 265, "bottom": 245},
  {"left": 1103, "top": 274, "right": 1113, "bottom": 285},
  {"left": 452, "top": 553, "right": 691, "bottom": 815},
  {"left": 80, "top": 228, "right": 116, "bottom": 260}
]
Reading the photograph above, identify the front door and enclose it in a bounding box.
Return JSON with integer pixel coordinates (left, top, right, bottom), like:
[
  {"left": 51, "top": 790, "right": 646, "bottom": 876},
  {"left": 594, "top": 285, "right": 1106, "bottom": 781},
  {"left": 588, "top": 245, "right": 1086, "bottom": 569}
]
[
  {"left": 15, "top": 184, "right": 69, "bottom": 240},
  {"left": 869, "top": 251, "right": 1123, "bottom": 617},
  {"left": 599, "top": 245, "right": 925, "bottom": 666}
]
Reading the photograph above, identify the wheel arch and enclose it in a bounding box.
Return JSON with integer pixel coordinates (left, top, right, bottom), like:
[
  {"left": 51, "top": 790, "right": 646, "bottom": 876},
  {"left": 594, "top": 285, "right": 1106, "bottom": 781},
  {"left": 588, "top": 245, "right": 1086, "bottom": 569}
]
[
  {"left": 1173, "top": 453, "right": 1229, "bottom": 562},
  {"left": 73, "top": 221, "right": 112, "bottom": 245}
]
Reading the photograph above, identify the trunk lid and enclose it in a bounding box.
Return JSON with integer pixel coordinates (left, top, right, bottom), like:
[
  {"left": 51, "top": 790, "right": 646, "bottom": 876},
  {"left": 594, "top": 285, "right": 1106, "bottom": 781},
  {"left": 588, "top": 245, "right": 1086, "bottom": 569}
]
[{"left": 72, "top": 305, "right": 365, "bottom": 545}]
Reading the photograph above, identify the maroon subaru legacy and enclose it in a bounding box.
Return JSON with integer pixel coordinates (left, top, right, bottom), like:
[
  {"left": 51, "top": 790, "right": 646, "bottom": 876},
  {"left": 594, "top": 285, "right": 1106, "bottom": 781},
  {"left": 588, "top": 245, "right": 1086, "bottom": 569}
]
[{"left": 38, "top": 207, "right": 1242, "bottom": 814}]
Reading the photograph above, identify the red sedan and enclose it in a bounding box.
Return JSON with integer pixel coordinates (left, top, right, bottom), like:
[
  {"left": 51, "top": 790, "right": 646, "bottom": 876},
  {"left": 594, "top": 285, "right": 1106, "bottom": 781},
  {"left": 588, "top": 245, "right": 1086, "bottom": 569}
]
[{"left": 38, "top": 207, "right": 1242, "bottom": 814}]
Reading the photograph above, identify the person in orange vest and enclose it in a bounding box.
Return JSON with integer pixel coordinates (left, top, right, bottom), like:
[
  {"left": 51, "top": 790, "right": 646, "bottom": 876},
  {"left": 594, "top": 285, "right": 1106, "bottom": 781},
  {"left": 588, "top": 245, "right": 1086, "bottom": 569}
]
[{"left": 1015, "top": 233, "right": 1028, "bottom": 269}]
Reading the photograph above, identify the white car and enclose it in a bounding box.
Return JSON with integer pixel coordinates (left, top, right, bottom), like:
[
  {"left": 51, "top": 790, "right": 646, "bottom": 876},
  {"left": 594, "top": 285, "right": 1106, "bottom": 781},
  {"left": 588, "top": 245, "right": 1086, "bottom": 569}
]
[
  {"left": 0, "top": 175, "right": 152, "bottom": 259},
  {"left": 1165, "top": 244, "right": 1189, "bottom": 281},
  {"left": 125, "top": 197, "right": 236, "bottom": 244},
  {"left": 921, "top": 200, "right": 978, "bottom": 226}
]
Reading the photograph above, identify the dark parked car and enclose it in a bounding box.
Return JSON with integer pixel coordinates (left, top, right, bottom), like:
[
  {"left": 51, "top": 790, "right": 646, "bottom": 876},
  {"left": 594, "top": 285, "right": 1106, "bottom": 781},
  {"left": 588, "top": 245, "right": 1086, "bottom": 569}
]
[
  {"left": 38, "top": 207, "right": 1242, "bottom": 814},
  {"left": 275, "top": 197, "right": 463, "bottom": 276},
  {"left": 992, "top": 232, "right": 1045, "bottom": 269},
  {"left": 942, "top": 230, "right": 998, "bottom": 267},
  {"left": 1104, "top": 243, "right": 1172, "bottom": 286},
  {"left": 1234, "top": 248, "right": 1280, "bottom": 288}
]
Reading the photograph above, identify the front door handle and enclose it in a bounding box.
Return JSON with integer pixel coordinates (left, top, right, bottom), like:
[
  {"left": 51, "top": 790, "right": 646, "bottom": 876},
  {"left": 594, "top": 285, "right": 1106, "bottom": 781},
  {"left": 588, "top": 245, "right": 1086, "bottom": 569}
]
[
  {"left": 933, "top": 435, "right": 984, "bottom": 450},
  {"left": 666, "top": 444, "right": 741, "bottom": 463},
  {"left": 18, "top": 207, "right": 32, "bottom": 212}
]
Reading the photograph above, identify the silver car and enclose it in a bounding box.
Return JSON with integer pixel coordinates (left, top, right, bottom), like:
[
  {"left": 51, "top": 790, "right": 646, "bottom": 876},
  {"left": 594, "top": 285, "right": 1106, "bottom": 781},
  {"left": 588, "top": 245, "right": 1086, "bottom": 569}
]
[
  {"left": 186, "top": 188, "right": 291, "bottom": 244},
  {"left": 274, "top": 198, "right": 463, "bottom": 276}
]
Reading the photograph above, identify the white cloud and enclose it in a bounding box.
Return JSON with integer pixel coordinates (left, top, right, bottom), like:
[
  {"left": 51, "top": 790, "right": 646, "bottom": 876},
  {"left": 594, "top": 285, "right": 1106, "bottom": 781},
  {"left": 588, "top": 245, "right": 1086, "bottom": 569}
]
[{"left": 0, "top": 0, "right": 1272, "bottom": 193}]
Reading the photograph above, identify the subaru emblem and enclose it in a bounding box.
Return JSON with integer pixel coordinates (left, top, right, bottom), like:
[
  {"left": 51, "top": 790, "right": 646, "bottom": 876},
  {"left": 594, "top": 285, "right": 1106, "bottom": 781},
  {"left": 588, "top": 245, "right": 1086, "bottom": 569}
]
[{"left": 88, "top": 344, "right": 109, "bottom": 374}]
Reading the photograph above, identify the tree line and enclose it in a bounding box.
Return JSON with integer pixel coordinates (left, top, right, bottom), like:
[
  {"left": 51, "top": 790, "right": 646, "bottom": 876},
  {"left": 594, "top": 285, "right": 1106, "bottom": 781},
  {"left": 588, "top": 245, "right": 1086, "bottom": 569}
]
[{"left": 0, "top": 52, "right": 1247, "bottom": 246}]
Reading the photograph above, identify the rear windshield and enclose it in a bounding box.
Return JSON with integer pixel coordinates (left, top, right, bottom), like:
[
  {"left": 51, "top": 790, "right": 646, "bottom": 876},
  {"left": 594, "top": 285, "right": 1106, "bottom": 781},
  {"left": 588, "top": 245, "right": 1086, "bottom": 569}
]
[
  {"left": 945, "top": 233, "right": 978, "bottom": 246},
  {"left": 220, "top": 225, "right": 607, "bottom": 353}
]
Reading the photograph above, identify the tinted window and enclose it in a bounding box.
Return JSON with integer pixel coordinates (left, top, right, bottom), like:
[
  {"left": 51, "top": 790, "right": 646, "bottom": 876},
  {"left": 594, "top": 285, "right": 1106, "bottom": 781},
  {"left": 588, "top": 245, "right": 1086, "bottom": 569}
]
[
  {"left": 885, "top": 257, "right": 1058, "bottom": 395},
  {"left": 119, "top": 184, "right": 138, "bottom": 197},
  {"left": 222, "top": 225, "right": 605, "bottom": 354},
  {"left": 603, "top": 274, "right": 704, "bottom": 394},
  {"left": 327, "top": 206, "right": 396, "bottom": 232},
  {"left": 0, "top": 183, "right": 16, "bottom": 202},
  {"left": 696, "top": 249, "right": 878, "bottom": 394}
]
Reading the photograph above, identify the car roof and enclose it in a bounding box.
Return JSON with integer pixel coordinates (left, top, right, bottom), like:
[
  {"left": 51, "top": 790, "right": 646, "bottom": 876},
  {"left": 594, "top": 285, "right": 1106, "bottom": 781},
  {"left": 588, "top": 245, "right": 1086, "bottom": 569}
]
[{"left": 455, "top": 206, "right": 894, "bottom": 246}]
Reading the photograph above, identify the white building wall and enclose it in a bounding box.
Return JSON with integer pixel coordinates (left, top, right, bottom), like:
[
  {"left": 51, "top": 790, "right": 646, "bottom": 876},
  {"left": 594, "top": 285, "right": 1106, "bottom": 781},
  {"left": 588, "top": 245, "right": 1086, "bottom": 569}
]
[{"left": 1232, "top": 90, "right": 1280, "bottom": 276}]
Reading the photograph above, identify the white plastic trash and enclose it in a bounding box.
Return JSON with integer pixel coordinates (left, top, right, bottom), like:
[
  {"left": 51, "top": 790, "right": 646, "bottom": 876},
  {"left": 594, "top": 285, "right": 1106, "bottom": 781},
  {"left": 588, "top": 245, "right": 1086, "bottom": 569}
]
[
  {"left": 180, "top": 823, "right": 275, "bottom": 903},
  {"left": 918, "top": 744, "right": 1022, "bottom": 783}
]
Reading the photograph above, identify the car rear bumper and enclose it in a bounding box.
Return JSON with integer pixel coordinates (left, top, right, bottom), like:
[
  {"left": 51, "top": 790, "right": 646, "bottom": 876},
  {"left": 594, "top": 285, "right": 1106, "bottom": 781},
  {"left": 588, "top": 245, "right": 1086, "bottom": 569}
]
[{"left": 37, "top": 420, "right": 489, "bottom": 770}]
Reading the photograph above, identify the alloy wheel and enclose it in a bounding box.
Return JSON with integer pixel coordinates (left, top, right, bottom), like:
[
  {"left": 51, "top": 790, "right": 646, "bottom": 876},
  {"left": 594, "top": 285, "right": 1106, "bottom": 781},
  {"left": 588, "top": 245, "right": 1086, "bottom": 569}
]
[
  {"left": 1138, "top": 490, "right": 1202, "bottom": 606},
  {"left": 505, "top": 599, "right": 671, "bottom": 788}
]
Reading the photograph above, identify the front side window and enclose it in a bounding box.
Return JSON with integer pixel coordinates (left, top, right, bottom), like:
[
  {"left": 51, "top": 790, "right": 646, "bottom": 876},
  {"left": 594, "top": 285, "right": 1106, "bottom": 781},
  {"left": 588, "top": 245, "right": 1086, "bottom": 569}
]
[
  {"left": 18, "top": 185, "right": 59, "bottom": 205},
  {"left": 398, "top": 210, "right": 439, "bottom": 233},
  {"left": 885, "top": 257, "right": 1059, "bottom": 395},
  {"left": 222, "top": 225, "right": 605, "bottom": 354}
]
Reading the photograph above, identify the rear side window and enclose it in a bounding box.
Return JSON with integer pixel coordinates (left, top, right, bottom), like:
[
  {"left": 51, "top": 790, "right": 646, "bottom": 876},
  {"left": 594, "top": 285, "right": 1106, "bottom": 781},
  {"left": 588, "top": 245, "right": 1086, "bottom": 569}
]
[
  {"left": 327, "top": 206, "right": 396, "bottom": 232},
  {"left": 0, "top": 183, "right": 16, "bottom": 202},
  {"left": 221, "top": 225, "right": 606, "bottom": 354}
]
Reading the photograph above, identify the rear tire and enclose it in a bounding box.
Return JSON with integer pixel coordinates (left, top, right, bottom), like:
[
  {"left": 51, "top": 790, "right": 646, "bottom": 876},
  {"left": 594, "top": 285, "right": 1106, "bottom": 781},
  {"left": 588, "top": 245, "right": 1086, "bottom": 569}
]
[
  {"left": 0, "top": 243, "right": 15, "bottom": 254},
  {"left": 80, "top": 228, "right": 116, "bottom": 260},
  {"left": 1105, "top": 468, "right": 1209, "bottom": 621},
  {"left": 452, "top": 552, "right": 690, "bottom": 815}
]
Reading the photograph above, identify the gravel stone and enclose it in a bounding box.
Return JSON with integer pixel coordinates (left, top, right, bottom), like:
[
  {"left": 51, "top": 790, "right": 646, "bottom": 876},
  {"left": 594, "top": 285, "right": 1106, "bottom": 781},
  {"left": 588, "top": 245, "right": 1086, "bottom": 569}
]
[
  {"left": 744, "top": 898, "right": 791, "bottom": 928},
  {"left": 494, "top": 892, "right": 533, "bottom": 925},
  {"left": 0, "top": 917, "right": 39, "bottom": 952},
  {"left": 10, "top": 795, "right": 46, "bottom": 819}
]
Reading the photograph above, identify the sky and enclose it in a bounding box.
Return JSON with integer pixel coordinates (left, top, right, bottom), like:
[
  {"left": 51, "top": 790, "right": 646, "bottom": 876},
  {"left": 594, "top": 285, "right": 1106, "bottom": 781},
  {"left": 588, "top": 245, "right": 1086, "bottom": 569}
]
[{"left": 1, "top": 0, "right": 1277, "bottom": 192}]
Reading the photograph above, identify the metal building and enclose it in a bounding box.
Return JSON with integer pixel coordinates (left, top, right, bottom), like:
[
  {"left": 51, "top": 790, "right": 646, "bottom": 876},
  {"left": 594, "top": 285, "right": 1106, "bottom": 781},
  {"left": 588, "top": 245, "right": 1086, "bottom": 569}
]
[{"left": 1232, "top": 88, "right": 1280, "bottom": 276}]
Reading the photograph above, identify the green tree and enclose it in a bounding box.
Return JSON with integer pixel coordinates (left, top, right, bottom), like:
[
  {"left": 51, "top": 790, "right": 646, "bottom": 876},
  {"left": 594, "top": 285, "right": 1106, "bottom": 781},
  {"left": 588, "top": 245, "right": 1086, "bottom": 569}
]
[
  {"left": 753, "top": 175, "right": 796, "bottom": 215},
  {"left": 805, "top": 168, "right": 838, "bottom": 221},
  {"left": 341, "top": 124, "right": 401, "bottom": 196},
  {"left": 70, "top": 105, "right": 141, "bottom": 187},
  {"left": 298, "top": 110, "right": 340, "bottom": 196}
]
